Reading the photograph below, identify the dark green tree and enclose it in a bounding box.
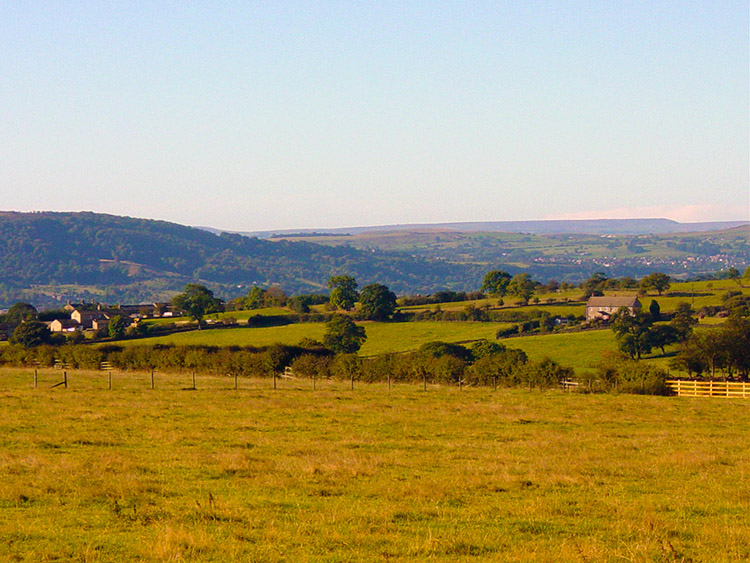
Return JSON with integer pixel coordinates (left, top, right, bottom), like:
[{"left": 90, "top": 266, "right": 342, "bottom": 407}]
[
  {"left": 612, "top": 308, "right": 653, "bottom": 360},
  {"left": 581, "top": 272, "right": 608, "bottom": 298},
  {"left": 671, "top": 302, "right": 698, "bottom": 340},
  {"left": 108, "top": 315, "right": 126, "bottom": 339},
  {"left": 648, "top": 324, "right": 679, "bottom": 355},
  {"left": 328, "top": 275, "right": 358, "bottom": 311},
  {"left": 287, "top": 295, "right": 311, "bottom": 314},
  {"left": 507, "top": 273, "right": 535, "bottom": 305},
  {"left": 4, "top": 302, "right": 38, "bottom": 326},
  {"left": 171, "top": 284, "right": 223, "bottom": 328},
  {"left": 418, "top": 341, "right": 472, "bottom": 361},
  {"left": 722, "top": 315, "right": 750, "bottom": 379},
  {"left": 470, "top": 339, "right": 507, "bottom": 360},
  {"left": 244, "top": 287, "right": 266, "bottom": 309},
  {"left": 359, "top": 283, "right": 397, "bottom": 321},
  {"left": 649, "top": 299, "right": 661, "bottom": 321},
  {"left": 10, "top": 321, "right": 52, "bottom": 348},
  {"left": 640, "top": 272, "right": 671, "bottom": 295},
  {"left": 323, "top": 314, "right": 367, "bottom": 354},
  {"left": 480, "top": 270, "right": 511, "bottom": 297}
]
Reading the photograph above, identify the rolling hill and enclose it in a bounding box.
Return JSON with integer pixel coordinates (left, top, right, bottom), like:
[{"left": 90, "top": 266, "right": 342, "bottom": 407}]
[
  {"left": 0, "top": 212, "right": 482, "bottom": 307},
  {"left": 0, "top": 211, "right": 746, "bottom": 309}
]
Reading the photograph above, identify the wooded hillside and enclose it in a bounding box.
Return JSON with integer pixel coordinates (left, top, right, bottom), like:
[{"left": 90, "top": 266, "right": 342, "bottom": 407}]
[{"left": 0, "top": 212, "right": 481, "bottom": 306}]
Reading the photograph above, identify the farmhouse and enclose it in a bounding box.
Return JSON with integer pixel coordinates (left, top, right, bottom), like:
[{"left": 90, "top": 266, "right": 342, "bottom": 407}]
[
  {"left": 585, "top": 296, "right": 641, "bottom": 321},
  {"left": 71, "top": 309, "right": 111, "bottom": 329},
  {"left": 50, "top": 319, "right": 81, "bottom": 332}
]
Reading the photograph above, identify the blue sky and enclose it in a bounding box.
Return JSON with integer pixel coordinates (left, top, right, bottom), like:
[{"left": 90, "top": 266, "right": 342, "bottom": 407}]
[{"left": 1, "top": 1, "right": 747, "bottom": 230}]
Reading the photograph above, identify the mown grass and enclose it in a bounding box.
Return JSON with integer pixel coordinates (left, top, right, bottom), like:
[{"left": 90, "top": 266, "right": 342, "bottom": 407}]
[{"left": 0, "top": 373, "right": 748, "bottom": 562}]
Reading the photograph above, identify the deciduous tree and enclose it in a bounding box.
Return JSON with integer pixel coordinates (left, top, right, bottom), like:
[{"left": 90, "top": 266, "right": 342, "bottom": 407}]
[
  {"left": 323, "top": 314, "right": 367, "bottom": 354},
  {"left": 171, "top": 284, "right": 223, "bottom": 328},
  {"left": 4, "top": 302, "right": 38, "bottom": 327},
  {"left": 480, "top": 270, "right": 511, "bottom": 297},
  {"left": 612, "top": 308, "right": 653, "bottom": 360},
  {"left": 108, "top": 315, "right": 126, "bottom": 339},
  {"left": 359, "top": 283, "right": 397, "bottom": 321},
  {"left": 10, "top": 321, "right": 52, "bottom": 348},
  {"left": 327, "top": 275, "right": 358, "bottom": 311},
  {"left": 507, "top": 273, "right": 535, "bottom": 305},
  {"left": 640, "top": 272, "right": 671, "bottom": 295}
]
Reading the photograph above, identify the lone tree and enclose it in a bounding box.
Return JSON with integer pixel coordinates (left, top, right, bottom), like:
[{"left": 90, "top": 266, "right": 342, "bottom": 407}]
[
  {"left": 171, "top": 284, "right": 223, "bottom": 328},
  {"left": 640, "top": 272, "right": 670, "bottom": 295},
  {"left": 328, "top": 275, "right": 358, "bottom": 311},
  {"left": 359, "top": 283, "right": 397, "bottom": 321},
  {"left": 481, "top": 270, "right": 512, "bottom": 297},
  {"left": 323, "top": 314, "right": 367, "bottom": 354},
  {"left": 10, "top": 321, "right": 52, "bottom": 348},
  {"left": 507, "top": 273, "right": 535, "bottom": 305},
  {"left": 649, "top": 299, "right": 661, "bottom": 321}
]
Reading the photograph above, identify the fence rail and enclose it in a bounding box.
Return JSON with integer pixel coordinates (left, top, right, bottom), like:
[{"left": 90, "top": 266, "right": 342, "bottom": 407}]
[{"left": 666, "top": 379, "right": 750, "bottom": 398}]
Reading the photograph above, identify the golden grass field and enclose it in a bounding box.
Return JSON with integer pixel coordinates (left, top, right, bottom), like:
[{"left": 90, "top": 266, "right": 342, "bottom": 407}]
[{"left": 0, "top": 369, "right": 748, "bottom": 562}]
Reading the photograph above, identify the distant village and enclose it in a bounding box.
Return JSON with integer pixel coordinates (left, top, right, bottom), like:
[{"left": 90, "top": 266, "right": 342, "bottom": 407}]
[{"left": 47, "top": 301, "right": 175, "bottom": 333}]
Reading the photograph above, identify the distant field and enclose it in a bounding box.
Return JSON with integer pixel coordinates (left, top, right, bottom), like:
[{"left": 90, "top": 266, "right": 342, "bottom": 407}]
[
  {"left": 0, "top": 379, "right": 747, "bottom": 562},
  {"left": 146, "top": 306, "right": 292, "bottom": 326},
  {"left": 653, "top": 279, "right": 749, "bottom": 312}
]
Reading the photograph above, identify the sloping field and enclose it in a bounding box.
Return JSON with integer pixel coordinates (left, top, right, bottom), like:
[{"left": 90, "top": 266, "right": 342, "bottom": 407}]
[
  {"left": 120, "top": 321, "right": 516, "bottom": 356},
  {"left": 508, "top": 329, "right": 616, "bottom": 371},
  {"left": 0, "top": 381, "right": 747, "bottom": 562}
]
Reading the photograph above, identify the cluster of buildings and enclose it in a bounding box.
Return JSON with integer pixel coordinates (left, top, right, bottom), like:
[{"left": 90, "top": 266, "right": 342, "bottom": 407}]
[{"left": 49, "top": 302, "right": 174, "bottom": 333}]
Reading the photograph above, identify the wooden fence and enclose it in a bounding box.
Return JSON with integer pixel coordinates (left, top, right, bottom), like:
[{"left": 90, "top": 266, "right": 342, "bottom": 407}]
[{"left": 666, "top": 379, "right": 750, "bottom": 398}]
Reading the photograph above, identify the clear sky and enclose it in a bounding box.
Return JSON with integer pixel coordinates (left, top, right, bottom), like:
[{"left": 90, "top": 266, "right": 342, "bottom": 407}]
[{"left": 1, "top": 1, "right": 747, "bottom": 231}]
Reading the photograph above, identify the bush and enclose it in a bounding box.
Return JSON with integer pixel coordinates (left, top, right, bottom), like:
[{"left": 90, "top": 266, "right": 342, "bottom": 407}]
[
  {"left": 595, "top": 353, "right": 670, "bottom": 395},
  {"left": 418, "top": 341, "right": 472, "bottom": 361}
]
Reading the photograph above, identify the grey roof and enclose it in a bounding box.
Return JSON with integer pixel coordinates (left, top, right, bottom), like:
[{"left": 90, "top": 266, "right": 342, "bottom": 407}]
[{"left": 586, "top": 296, "right": 641, "bottom": 308}]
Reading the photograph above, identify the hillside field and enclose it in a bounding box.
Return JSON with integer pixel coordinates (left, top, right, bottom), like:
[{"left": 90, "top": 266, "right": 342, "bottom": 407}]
[
  {"left": 0, "top": 377, "right": 747, "bottom": 562},
  {"left": 120, "top": 321, "right": 516, "bottom": 357}
]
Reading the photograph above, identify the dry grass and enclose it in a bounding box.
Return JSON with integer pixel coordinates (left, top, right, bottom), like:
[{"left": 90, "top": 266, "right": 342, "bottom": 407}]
[{"left": 0, "top": 369, "right": 748, "bottom": 561}]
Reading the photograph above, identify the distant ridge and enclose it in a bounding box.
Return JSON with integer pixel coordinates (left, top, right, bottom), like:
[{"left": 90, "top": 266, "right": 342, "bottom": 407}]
[{"left": 208, "top": 218, "right": 749, "bottom": 239}]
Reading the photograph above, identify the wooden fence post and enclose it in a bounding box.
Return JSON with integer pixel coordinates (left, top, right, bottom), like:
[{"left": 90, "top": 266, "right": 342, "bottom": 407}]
[
  {"left": 108, "top": 371, "right": 112, "bottom": 390},
  {"left": 151, "top": 370, "right": 155, "bottom": 390},
  {"left": 351, "top": 373, "right": 354, "bottom": 391},
  {"left": 34, "top": 369, "right": 38, "bottom": 389},
  {"left": 423, "top": 373, "right": 427, "bottom": 392},
  {"left": 493, "top": 375, "right": 497, "bottom": 391},
  {"left": 273, "top": 372, "right": 277, "bottom": 390},
  {"left": 388, "top": 373, "right": 391, "bottom": 391},
  {"left": 313, "top": 372, "right": 316, "bottom": 391},
  {"left": 64, "top": 371, "right": 67, "bottom": 389},
  {"left": 192, "top": 370, "right": 196, "bottom": 390}
]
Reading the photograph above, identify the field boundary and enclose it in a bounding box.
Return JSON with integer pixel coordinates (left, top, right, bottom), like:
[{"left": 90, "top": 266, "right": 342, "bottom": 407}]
[{"left": 667, "top": 379, "right": 750, "bottom": 398}]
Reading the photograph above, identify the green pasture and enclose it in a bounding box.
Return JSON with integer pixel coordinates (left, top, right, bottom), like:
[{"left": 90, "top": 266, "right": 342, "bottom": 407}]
[
  {"left": 0, "top": 379, "right": 747, "bottom": 562},
  {"left": 508, "top": 330, "right": 616, "bottom": 370},
  {"left": 119, "top": 321, "right": 516, "bottom": 357}
]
